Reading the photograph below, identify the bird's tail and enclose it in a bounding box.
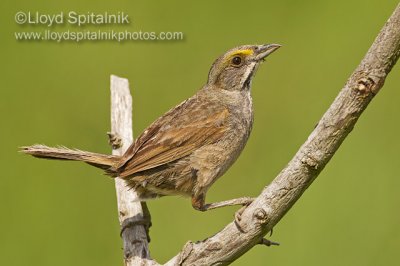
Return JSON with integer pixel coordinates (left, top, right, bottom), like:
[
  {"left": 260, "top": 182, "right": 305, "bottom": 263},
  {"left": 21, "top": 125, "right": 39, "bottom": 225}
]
[{"left": 21, "top": 144, "right": 120, "bottom": 175}]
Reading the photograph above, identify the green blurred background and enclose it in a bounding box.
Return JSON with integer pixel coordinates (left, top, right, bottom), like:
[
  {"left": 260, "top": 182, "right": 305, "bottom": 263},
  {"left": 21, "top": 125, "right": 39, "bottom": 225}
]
[{"left": 1, "top": 1, "right": 399, "bottom": 265}]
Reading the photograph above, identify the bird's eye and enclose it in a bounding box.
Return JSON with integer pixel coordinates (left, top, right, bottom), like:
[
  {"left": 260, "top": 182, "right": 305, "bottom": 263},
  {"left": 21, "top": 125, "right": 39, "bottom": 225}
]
[{"left": 231, "top": 56, "right": 242, "bottom": 66}]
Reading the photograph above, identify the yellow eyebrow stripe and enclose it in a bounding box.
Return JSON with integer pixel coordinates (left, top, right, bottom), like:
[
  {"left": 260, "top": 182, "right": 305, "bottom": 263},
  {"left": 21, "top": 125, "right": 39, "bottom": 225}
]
[{"left": 230, "top": 49, "right": 254, "bottom": 57}]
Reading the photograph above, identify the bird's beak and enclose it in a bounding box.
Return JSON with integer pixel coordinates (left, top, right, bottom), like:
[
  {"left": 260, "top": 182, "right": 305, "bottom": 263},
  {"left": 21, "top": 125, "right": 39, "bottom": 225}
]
[{"left": 255, "top": 44, "right": 281, "bottom": 61}]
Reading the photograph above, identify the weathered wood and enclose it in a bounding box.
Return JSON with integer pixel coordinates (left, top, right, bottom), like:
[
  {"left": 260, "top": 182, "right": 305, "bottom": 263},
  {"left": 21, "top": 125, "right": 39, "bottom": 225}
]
[{"left": 110, "top": 75, "right": 153, "bottom": 265}]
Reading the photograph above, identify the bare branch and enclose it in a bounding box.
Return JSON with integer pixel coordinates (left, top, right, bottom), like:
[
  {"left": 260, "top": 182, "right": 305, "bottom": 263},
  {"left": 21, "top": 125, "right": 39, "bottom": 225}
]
[
  {"left": 163, "top": 4, "right": 400, "bottom": 266},
  {"left": 110, "top": 76, "right": 155, "bottom": 265}
]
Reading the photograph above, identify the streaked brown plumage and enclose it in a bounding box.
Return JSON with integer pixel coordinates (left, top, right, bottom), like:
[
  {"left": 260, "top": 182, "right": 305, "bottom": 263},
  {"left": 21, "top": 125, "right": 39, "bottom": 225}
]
[{"left": 22, "top": 44, "right": 280, "bottom": 211}]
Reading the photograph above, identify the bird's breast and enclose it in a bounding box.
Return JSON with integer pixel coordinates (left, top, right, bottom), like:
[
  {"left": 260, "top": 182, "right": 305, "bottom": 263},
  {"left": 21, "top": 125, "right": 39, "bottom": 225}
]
[{"left": 211, "top": 92, "right": 254, "bottom": 177}]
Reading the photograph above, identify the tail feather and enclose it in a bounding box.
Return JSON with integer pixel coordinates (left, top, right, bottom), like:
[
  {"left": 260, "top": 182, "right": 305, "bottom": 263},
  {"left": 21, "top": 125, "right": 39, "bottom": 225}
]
[{"left": 21, "top": 144, "right": 120, "bottom": 173}]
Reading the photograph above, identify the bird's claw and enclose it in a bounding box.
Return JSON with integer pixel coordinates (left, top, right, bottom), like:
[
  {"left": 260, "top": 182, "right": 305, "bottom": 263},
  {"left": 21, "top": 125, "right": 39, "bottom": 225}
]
[{"left": 234, "top": 200, "right": 253, "bottom": 233}]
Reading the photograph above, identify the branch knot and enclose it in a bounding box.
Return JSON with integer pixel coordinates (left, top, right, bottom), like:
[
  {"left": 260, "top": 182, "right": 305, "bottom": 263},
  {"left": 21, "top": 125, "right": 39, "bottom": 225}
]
[
  {"left": 253, "top": 208, "right": 268, "bottom": 224},
  {"left": 356, "top": 77, "right": 377, "bottom": 94},
  {"left": 301, "top": 154, "right": 319, "bottom": 170}
]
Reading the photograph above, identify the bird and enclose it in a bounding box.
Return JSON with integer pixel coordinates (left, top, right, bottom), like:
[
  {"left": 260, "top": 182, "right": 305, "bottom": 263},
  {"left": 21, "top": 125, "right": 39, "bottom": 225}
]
[{"left": 21, "top": 44, "right": 281, "bottom": 212}]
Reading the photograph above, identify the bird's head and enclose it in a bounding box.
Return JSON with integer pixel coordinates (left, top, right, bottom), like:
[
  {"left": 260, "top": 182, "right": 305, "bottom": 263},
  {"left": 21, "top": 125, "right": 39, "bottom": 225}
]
[{"left": 207, "top": 44, "right": 281, "bottom": 91}]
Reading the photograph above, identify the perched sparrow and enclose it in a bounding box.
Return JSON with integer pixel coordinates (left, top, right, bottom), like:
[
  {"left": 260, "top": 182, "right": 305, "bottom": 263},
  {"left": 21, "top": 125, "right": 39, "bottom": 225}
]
[{"left": 22, "top": 44, "right": 280, "bottom": 211}]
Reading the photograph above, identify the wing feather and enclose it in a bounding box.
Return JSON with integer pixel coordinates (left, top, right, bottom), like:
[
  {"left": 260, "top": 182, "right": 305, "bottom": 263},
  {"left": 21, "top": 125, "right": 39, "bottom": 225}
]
[{"left": 116, "top": 98, "right": 229, "bottom": 178}]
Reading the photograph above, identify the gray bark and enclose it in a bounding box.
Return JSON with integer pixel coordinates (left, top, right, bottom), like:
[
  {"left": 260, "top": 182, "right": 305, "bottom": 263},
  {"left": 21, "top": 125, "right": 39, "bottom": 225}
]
[{"left": 110, "top": 76, "right": 152, "bottom": 265}]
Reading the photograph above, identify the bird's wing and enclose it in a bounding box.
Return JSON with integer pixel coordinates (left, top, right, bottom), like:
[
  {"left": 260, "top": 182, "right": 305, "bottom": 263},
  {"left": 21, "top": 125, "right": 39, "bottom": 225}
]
[{"left": 115, "top": 96, "right": 229, "bottom": 178}]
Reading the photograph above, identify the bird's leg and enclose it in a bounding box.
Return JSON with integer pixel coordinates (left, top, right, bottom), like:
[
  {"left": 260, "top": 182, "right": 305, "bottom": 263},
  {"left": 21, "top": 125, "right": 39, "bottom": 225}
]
[
  {"left": 191, "top": 193, "right": 254, "bottom": 211},
  {"left": 191, "top": 193, "right": 206, "bottom": 211},
  {"left": 107, "top": 132, "right": 122, "bottom": 149},
  {"left": 202, "top": 197, "right": 255, "bottom": 211}
]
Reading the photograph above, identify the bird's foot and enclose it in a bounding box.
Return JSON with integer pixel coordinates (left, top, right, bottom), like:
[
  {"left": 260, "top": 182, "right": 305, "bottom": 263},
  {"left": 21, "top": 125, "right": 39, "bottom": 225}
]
[{"left": 233, "top": 200, "right": 254, "bottom": 232}]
